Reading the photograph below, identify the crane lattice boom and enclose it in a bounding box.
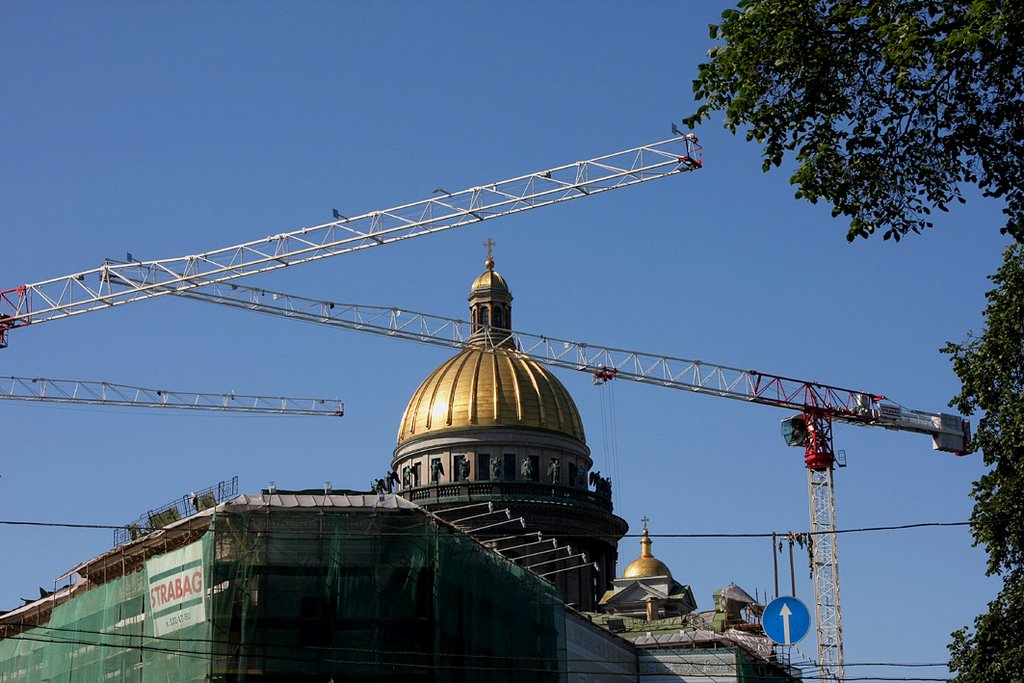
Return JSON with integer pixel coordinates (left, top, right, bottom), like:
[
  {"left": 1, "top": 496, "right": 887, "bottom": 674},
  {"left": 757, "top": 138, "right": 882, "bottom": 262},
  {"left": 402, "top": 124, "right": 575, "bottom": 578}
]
[
  {"left": 162, "top": 279, "right": 968, "bottom": 452},
  {"left": 0, "top": 375, "right": 343, "bottom": 416},
  {"left": 0, "top": 135, "right": 702, "bottom": 347}
]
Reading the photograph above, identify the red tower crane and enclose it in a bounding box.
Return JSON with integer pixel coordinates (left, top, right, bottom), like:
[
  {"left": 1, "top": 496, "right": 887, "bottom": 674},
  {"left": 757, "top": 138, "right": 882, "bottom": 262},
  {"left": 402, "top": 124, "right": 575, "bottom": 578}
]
[{"left": 135, "top": 278, "right": 968, "bottom": 682}]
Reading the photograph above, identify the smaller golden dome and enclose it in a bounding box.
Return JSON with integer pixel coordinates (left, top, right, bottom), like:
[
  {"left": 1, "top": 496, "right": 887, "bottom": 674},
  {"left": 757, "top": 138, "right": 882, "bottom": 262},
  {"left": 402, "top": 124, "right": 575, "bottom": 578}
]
[
  {"left": 470, "top": 265, "right": 509, "bottom": 294},
  {"left": 622, "top": 526, "right": 673, "bottom": 579}
]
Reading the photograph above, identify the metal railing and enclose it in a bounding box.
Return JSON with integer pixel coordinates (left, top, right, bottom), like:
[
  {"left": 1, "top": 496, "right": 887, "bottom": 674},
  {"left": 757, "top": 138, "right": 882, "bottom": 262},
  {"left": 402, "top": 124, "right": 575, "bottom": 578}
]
[
  {"left": 401, "top": 479, "right": 612, "bottom": 512},
  {"left": 114, "top": 476, "right": 239, "bottom": 546}
]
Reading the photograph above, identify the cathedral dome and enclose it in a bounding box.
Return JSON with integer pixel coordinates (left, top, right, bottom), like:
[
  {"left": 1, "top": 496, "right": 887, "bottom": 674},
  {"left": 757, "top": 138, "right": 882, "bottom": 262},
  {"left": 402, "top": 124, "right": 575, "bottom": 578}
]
[
  {"left": 390, "top": 249, "right": 627, "bottom": 613},
  {"left": 396, "top": 345, "right": 586, "bottom": 444},
  {"left": 397, "top": 253, "right": 585, "bottom": 445},
  {"left": 622, "top": 526, "right": 673, "bottom": 579}
]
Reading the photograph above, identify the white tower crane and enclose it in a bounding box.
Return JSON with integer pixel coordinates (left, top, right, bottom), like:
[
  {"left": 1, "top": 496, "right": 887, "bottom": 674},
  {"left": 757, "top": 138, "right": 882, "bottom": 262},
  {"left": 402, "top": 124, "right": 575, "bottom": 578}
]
[
  {"left": 0, "top": 134, "right": 702, "bottom": 348},
  {"left": 1, "top": 375, "right": 343, "bottom": 416},
  {"left": 127, "top": 277, "right": 971, "bottom": 444}
]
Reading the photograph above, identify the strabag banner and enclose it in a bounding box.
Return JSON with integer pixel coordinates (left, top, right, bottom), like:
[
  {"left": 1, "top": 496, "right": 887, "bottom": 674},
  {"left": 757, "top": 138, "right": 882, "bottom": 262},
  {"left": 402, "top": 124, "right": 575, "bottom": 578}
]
[{"left": 145, "top": 539, "right": 206, "bottom": 636}]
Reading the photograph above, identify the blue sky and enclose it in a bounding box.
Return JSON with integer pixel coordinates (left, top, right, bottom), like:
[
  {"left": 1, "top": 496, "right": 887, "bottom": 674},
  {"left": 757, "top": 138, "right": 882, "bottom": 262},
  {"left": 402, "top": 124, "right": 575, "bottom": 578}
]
[{"left": 0, "top": 1, "right": 1012, "bottom": 679}]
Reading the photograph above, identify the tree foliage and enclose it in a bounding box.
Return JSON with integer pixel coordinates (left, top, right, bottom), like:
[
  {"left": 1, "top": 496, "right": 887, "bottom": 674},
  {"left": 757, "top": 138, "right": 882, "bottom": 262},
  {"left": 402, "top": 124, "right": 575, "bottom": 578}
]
[
  {"left": 943, "top": 244, "right": 1024, "bottom": 681},
  {"left": 686, "top": 0, "right": 1024, "bottom": 242},
  {"left": 687, "top": 2, "right": 1024, "bottom": 676}
]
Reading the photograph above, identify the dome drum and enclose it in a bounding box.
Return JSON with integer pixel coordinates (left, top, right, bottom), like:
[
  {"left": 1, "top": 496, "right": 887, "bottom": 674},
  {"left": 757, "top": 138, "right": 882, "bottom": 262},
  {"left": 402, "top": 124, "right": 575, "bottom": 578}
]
[{"left": 393, "top": 425, "right": 595, "bottom": 504}]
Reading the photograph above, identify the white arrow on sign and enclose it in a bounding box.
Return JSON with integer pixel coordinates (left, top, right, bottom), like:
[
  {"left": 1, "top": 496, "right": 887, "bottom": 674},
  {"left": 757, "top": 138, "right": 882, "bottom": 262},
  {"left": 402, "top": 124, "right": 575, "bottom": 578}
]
[{"left": 780, "top": 602, "right": 792, "bottom": 644}]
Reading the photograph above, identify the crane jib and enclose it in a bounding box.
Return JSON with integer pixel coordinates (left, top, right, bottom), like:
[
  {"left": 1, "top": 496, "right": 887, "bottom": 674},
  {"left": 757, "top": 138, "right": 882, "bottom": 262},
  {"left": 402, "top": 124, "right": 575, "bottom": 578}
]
[
  {"left": 101, "top": 275, "right": 969, "bottom": 455},
  {"left": 0, "top": 134, "right": 704, "bottom": 347}
]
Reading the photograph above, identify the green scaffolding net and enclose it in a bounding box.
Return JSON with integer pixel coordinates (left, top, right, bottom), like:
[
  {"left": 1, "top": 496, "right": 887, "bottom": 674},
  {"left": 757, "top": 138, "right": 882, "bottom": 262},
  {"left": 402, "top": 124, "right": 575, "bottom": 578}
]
[
  {"left": 0, "top": 534, "right": 211, "bottom": 683},
  {"left": 0, "top": 504, "right": 565, "bottom": 682}
]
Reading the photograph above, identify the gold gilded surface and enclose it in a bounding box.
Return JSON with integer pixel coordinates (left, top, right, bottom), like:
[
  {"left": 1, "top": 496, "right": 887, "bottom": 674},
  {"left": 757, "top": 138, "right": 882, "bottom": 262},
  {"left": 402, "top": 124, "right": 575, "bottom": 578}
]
[
  {"left": 622, "top": 557, "right": 674, "bottom": 580},
  {"left": 397, "top": 346, "right": 585, "bottom": 444},
  {"left": 622, "top": 528, "right": 673, "bottom": 579},
  {"left": 470, "top": 269, "right": 509, "bottom": 293}
]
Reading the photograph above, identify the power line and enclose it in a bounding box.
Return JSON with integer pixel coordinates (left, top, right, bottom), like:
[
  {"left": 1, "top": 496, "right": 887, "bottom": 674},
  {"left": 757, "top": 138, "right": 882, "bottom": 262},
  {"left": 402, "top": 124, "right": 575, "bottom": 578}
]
[
  {"left": 0, "top": 520, "right": 125, "bottom": 530},
  {"left": 648, "top": 521, "right": 972, "bottom": 538},
  {"left": 1, "top": 626, "right": 953, "bottom": 681},
  {"left": 0, "top": 518, "right": 971, "bottom": 537},
  {"left": 3, "top": 621, "right": 955, "bottom": 670}
]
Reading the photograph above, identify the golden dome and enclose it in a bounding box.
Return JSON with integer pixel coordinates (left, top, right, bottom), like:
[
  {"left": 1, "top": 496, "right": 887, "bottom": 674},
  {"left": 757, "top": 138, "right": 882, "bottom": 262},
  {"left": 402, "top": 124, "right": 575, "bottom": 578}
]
[
  {"left": 622, "top": 527, "right": 673, "bottom": 579},
  {"left": 397, "top": 345, "right": 586, "bottom": 444},
  {"left": 470, "top": 264, "right": 509, "bottom": 293}
]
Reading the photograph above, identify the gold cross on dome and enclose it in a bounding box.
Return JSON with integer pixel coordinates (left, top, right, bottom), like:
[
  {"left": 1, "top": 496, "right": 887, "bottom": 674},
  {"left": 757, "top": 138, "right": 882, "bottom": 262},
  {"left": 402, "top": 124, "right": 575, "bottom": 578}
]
[
  {"left": 483, "top": 238, "right": 496, "bottom": 260},
  {"left": 641, "top": 515, "right": 649, "bottom": 531}
]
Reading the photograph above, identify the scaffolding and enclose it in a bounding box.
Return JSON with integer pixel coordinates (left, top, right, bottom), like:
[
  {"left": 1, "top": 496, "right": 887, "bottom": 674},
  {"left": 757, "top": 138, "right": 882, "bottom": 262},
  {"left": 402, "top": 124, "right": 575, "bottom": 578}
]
[{"left": 0, "top": 495, "right": 565, "bottom": 682}]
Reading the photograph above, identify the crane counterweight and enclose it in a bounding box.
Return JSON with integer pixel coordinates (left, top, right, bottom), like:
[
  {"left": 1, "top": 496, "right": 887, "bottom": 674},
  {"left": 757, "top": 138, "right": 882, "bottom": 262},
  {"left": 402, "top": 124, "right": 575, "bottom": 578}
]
[{"left": 874, "top": 404, "right": 971, "bottom": 454}]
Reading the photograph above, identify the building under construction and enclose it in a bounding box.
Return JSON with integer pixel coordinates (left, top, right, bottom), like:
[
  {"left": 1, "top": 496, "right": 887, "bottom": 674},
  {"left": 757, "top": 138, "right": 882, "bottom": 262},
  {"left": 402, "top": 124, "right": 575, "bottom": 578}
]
[
  {"left": 0, "top": 260, "right": 800, "bottom": 682},
  {"left": 2, "top": 492, "right": 571, "bottom": 682},
  {"left": 0, "top": 490, "right": 799, "bottom": 682}
]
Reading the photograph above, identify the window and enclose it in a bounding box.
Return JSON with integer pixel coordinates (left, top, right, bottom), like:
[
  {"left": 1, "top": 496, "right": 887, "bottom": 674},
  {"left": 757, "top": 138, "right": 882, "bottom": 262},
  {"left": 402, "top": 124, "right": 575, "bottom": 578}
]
[
  {"left": 494, "top": 307, "right": 503, "bottom": 328},
  {"left": 569, "top": 462, "right": 579, "bottom": 488},
  {"left": 477, "top": 453, "right": 491, "bottom": 480},
  {"left": 479, "top": 307, "right": 489, "bottom": 327},
  {"left": 504, "top": 453, "right": 516, "bottom": 481}
]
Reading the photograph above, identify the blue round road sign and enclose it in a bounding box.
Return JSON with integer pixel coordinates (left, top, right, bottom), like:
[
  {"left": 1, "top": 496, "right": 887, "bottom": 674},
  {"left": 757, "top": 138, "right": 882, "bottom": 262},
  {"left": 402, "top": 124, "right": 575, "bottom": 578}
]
[{"left": 762, "top": 596, "right": 810, "bottom": 646}]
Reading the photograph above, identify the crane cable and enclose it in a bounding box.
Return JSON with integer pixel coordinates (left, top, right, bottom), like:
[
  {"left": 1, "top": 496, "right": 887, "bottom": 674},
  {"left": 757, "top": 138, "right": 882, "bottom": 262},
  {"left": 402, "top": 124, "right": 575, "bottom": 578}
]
[{"left": 597, "top": 377, "right": 621, "bottom": 511}]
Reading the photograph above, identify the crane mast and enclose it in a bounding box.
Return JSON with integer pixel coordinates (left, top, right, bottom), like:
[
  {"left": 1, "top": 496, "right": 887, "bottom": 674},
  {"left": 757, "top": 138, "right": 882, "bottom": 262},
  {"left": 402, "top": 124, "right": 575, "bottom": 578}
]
[
  {"left": 0, "top": 375, "right": 343, "bottom": 416},
  {"left": 0, "top": 135, "right": 702, "bottom": 348},
  {"left": 802, "top": 410, "right": 845, "bottom": 682}
]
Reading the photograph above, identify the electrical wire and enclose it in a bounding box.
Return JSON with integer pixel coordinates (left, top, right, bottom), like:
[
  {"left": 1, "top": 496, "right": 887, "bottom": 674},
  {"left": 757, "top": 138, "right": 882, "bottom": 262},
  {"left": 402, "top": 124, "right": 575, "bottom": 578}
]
[
  {"left": 0, "top": 518, "right": 972, "bottom": 537},
  {"left": 0, "top": 513, "right": 975, "bottom": 682},
  {"left": 1, "top": 627, "right": 955, "bottom": 681},
  {"left": 3, "top": 621, "right": 956, "bottom": 671},
  {"left": 648, "top": 521, "right": 972, "bottom": 539}
]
